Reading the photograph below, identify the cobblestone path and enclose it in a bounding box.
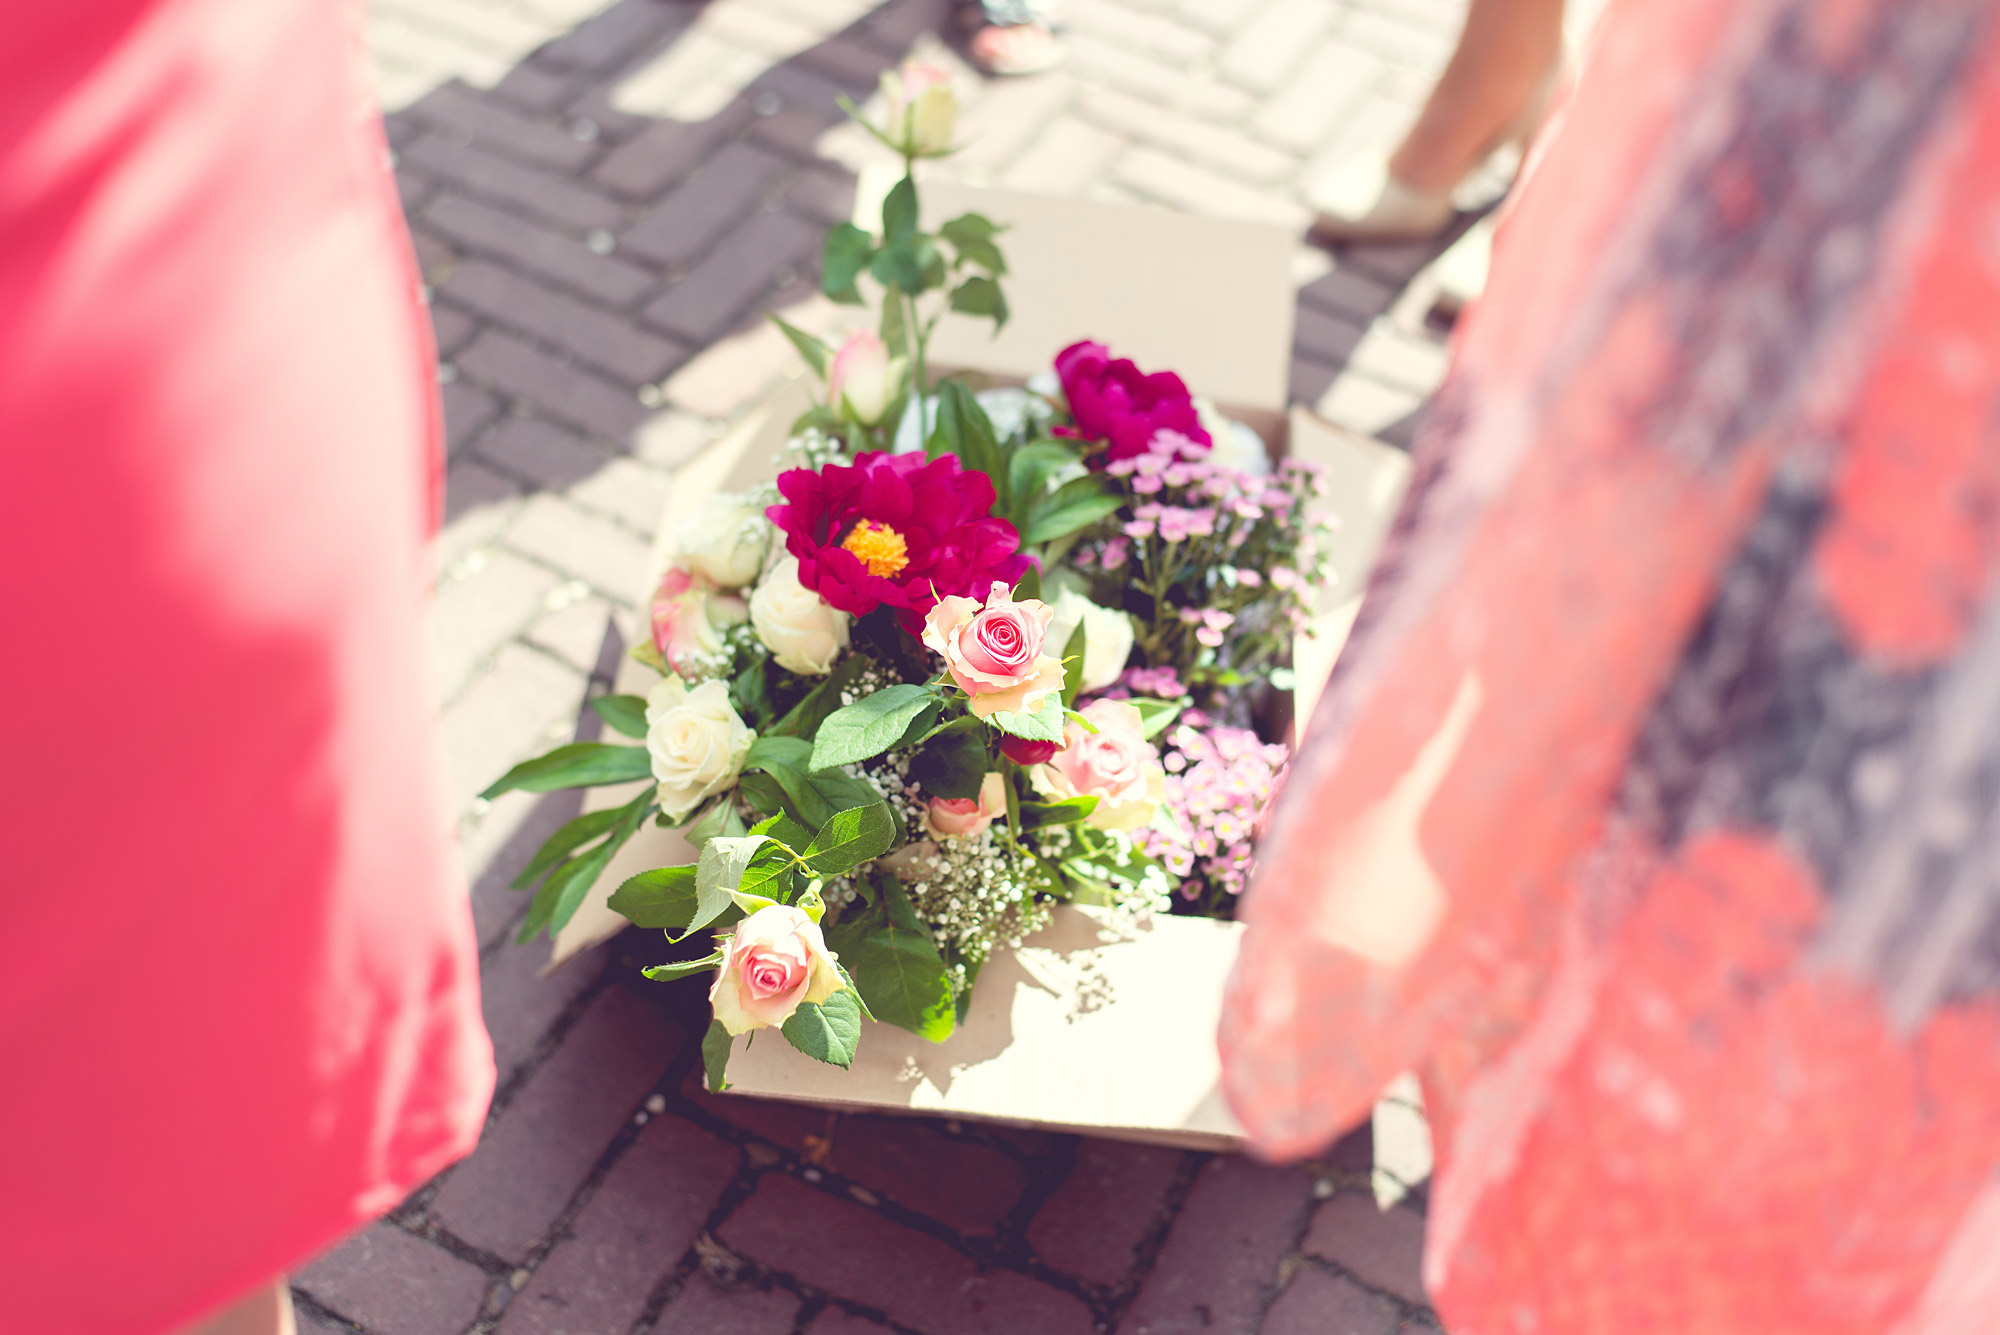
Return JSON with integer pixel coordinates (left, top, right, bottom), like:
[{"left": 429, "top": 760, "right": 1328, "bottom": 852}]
[{"left": 298, "top": 0, "right": 1467, "bottom": 1329}]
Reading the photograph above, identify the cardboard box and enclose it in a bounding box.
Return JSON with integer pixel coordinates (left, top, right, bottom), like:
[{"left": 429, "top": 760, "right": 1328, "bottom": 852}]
[{"left": 543, "top": 186, "right": 1412, "bottom": 1149}]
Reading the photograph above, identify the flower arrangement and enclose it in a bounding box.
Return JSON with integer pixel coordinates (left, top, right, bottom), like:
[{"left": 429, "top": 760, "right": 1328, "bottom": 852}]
[{"left": 482, "top": 62, "right": 1336, "bottom": 1092}]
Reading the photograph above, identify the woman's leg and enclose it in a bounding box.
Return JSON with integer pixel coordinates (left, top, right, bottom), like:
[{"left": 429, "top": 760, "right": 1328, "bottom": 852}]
[{"left": 1389, "top": 0, "right": 1567, "bottom": 193}]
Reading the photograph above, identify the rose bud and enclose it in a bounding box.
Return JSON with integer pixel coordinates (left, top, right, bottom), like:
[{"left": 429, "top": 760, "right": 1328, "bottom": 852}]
[{"left": 828, "top": 330, "right": 903, "bottom": 427}]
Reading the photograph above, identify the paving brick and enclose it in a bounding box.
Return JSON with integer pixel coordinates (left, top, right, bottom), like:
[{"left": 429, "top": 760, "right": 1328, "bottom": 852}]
[
  {"left": 462, "top": 789, "right": 580, "bottom": 948},
  {"left": 433, "top": 547, "right": 563, "bottom": 700},
  {"left": 620, "top": 142, "right": 794, "bottom": 268},
  {"left": 1261, "top": 1268, "right": 1402, "bottom": 1335},
  {"left": 491, "top": 61, "right": 579, "bottom": 113},
  {"left": 1026, "top": 1139, "right": 1186, "bottom": 1288},
  {"left": 402, "top": 134, "right": 625, "bottom": 233},
  {"left": 828, "top": 1117, "right": 1027, "bottom": 1238},
  {"left": 440, "top": 641, "right": 587, "bottom": 811},
  {"left": 644, "top": 212, "right": 820, "bottom": 345},
  {"left": 631, "top": 408, "right": 720, "bottom": 468},
  {"left": 1291, "top": 355, "right": 1343, "bottom": 408},
  {"left": 719, "top": 1175, "right": 1095, "bottom": 1335},
  {"left": 567, "top": 455, "right": 673, "bottom": 534},
  {"left": 1298, "top": 264, "right": 1401, "bottom": 322},
  {"left": 533, "top": 0, "right": 690, "bottom": 74},
  {"left": 425, "top": 196, "right": 657, "bottom": 308},
  {"left": 1065, "top": 34, "right": 1256, "bottom": 121},
  {"left": 849, "top": 0, "right": 954, "bottom": 56},
  {"left": 409, "top": 225, "right": 460, "bottom": 280},
  {"left": 1065, "top": 0, "right": 1213, "bottom": 63},
  {"left": 950, "top": 71, "right": 1080, "bottom": 172},
  {"left": 459, "top": 330, "right": 651, "bottom": 441},
  {"left": 480, "top": 927, "right": 604, "bottom": 1088},
  {"left": 505, "top": 493, "right": 655, "bottom": 602},
  {"left": 781, "top": 163, "right": 860, "bottom": 228},
  {"left": 396, "top": 165, "right": 437, "bottom": 212},
  {"left": 1001, "top": 117, "right": 1126, "bottom": 195},
  {"left": 526, "top": 594, "right": 620, "bottom": 673},
  {"left": 406, "top": 82, "right": 598, "bottom": 172},
  {"left": 1346, "top": 321, "right": 1451, "bottom": 395},
  {"left": 1116, "top": 1157, "right": 1314, "bottom": 1335},
  {"left": 1078, "top": 87, "right": 1299, "bottom": 184},
  {"left": 442, "top": 378, "right": 502, "bottom": 454},
  {"left": 1218, "top": 0, "right": 1337, "bottom": 92},
  {"left": 803, "top": 1306, "right": 892, "bottom": 1335},
  {"left": 368, "top": 14, "right": 513, "bottom": 101},
  {"left": 593, "top": 99, "right": 759, "bottom": 198},
  {"left": 502, "top": 1114, "right": 740, "bottom": 1335},
  {"left": 438, "top": 456, "right": 525, "bottom": 574},
  {"left": 793, "top": 32, "right": 902, "bottom": 89},
  {"left": 431, "top": 301, "right": 480, "bottom": 357},
  {"left": 651, "top": 1271, "right": 802, "bottom": 1335},
  {"left": 476, "top": 416, "right": 612, "bottom": 491},
  {"left": 751, "top": 106, "right": 844, "bottom": 163},
  {"left": 432, "top": 987, "right": 686, "bottom": 1259},
  {"left": 446, "top": 260, "right": 687, "bottom": 385},
  {"left": 292, "top": 1299, "right": 355, "bottom": 1335},
  {"left": 298, "top": 1224, "right": 495, "bottom": 1335},
  {"left": 1111, "top": 147, "right": 1310, "bottom": 227},
  {"left": 1251, "top": 43, "right": 1392, "bottom": 153},
  {"left": 657, "top": 318, "right": 795, "bottom": 420},
  {"left": 1334, "top": 8, "right": 1457, "bottom": 71},
  {"left": 1294, "top": 305, "right": 1367, "bottom": 368},
  {"left": 375, "top": 0, "right": 556, "bottom": 59},
  {"left": 1314, "top": 370, "right": 1426, "bottom": 439},
  {"left": 1175, "top": 0, "right": 1272, "bottom": 34},
  {"left": 684, "top": 1064, "right": 843, "bottom": 1155},
  {"left": 1301, "top": 1193, "right": 1429, "bottom": 1307}
]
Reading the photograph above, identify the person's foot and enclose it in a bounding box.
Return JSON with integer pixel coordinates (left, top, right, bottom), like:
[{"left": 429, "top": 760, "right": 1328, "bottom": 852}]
[
  {"left": 968, "top": 19, "right": 1064, "bottom": 76},
  {"left": 1307, "top": 159, "right": 1457, "bottom": 246}
]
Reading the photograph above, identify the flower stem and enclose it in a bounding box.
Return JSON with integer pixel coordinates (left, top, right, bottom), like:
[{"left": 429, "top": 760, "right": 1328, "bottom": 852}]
[{"left": 909, "top": 286, "right": 930, "bottom": 449}]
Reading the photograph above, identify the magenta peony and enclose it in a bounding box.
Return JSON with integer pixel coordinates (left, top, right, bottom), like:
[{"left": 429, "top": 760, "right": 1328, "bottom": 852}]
[
  {"left": 1054, "top": 340, "right": 1211, "bottom": 465},
  {"left": 766, "top": 450, "right": 1030, "bottom": 631}
]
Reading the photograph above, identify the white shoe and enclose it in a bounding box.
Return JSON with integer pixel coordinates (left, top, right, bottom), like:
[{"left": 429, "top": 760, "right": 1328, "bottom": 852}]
[
  {"left": 1306, "top": 159, "right": 1455, "bottom": 245},
  {"left": 1430, "top": 214, "right": 1495, "bottom": 314}
]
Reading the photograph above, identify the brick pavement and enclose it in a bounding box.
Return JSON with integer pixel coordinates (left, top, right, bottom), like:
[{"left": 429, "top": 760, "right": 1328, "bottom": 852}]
[{"left": 304, "top": 0, "right": 1474, "bottom": 1328}]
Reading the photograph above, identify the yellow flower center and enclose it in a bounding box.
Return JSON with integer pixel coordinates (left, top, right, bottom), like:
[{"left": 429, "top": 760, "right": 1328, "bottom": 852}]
[{"left": 839, "top": 519, "right": 910, "bottom": 578}]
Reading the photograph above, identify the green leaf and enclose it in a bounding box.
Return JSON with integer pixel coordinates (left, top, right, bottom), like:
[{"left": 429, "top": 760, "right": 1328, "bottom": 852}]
[
  {"left": 510, "top": 807, "right": 621, "bottom": 889},
  {"left": 802, "top": 801, "right": 897, "bottom": 878},
  {"left": 607, "top": 864, "right": 703, "bottom": 930},
  {"left": 822, "top": 223, "right": 873, "bottom": 304},
  {"left": 736, "top": 771, "right": 787, "bottom": 818},
  {"left": 750, "top": 811, "right": 816, "bottom": 852},
  {"left": 703, "top": 1019, "right": 734, "bottom": 1092},
  {"left": 770, "top": 655, "right": 866, "bottom": 739},
  {"left": 642, "top": 949, "right": 724, "bottom": 981},
  {"left": 953, "top": 953, "right": 983, "bottom": 1026},
  {"left": 942, "top": 213, "right": 1007, "bottom": 274},
  {"left": 1129, "top": 697, "right": 1184, "bottom": 740},
  {"left": 1025, "top": 475, "right": 1123, "bottom": 546},
  {"left": 925, "top": 381, "right": 1007, "bottom": 504},
  {"left": 1060, "top": 618, "right": 1087, "bottom": 710},
  {"left": 591, "top": 694, "right": 649, "bottom": 739},
  {"left": 768, "top": 313, "right": 830, "bottom": 378},
  {"left": 757, "top": 757, "right": 836, "bottom": 832},
  {"left": 870, "top": 236, "right": 933, "bottom": 294},
  {"left": 687, "top": 835, "right": 770, "bottom": 939},
  {"left": 1011, "top": 563, "right": 1041, "bottom": 604},
  {"left": 1021, "top": 795, "right": 1099, "bottom": 828},
  {"left": 481, "top": 742, "right": 653, "bottom": 800},
  {"left": 833, "top": 960, "right": 877, "bottom": 1021},
  {"left": 948, "top": 275, "right": 1008, "bottom": 330},
  {"left": 781, "top": 988, "right": 863, "bottom": 1067},
  {"left": 735, "top": 838, "right": 797, "bottom": 905},
  {"left": 881, "top": 174, "right": 918, "bottom": 243},
  {"left": 828, "top": 921, "right": 955, "bottom": 1042},
  {"left": 1007, "top": 440, "right": 1078, "bottom": 521},
  {"left": 547, "top": 789, "right": 655, "bottom": 935},
  {"left": 745, "top": 734, "right": 815, "bottom": 773},
  {"left": 810, "top": 768, "right": 885, "bottom": 815},
  {"left": 880, "top": 285, "right": 910, "bottom": 357},
  {"left": 729, "top": 656, "right": 771, "bottom": 731},
  {"left": 681, "top": 797, "right": 742, "bottom": 848},
  {"left": 812, "top": 685, "right": 938, "bottom": 770},
  {"left": 987, "top": 693, "right": 1066, "bottom": 743},
  {"left": 908, "top": 727, "right": 988, "bottom": 801}
]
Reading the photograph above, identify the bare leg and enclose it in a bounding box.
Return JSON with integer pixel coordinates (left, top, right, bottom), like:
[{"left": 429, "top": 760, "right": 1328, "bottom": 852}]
[
  {"left": 1389, "top": 0, "right": 1567, "bottom": 192},
  {"left": 173, "top": 1279, "right": 296, "bottom": 1335}
]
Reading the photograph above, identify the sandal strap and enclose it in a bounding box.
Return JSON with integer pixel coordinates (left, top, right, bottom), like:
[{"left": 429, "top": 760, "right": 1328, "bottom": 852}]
[{"left": 977, "top": 0, "right": 1054, "bottom": 27}]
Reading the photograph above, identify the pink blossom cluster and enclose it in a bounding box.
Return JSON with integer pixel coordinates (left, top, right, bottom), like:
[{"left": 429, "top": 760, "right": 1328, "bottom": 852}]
[
  {"left": 1137, "top": 721, "right": 1290, "bottom": 902},
  {"left": 1104, "top": 431, "right": 1299, "bottom": 548},
  {"left": 1121, "top": 664, "right": 1185, "bottom": 698}
]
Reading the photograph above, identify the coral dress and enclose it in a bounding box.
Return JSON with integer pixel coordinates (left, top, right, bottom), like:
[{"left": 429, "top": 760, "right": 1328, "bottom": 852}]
[
  {"left": 0, "top": 2, "right": 493, "bottom": 1330},
  {"left": 1224, "top": 0, "right": 2000, "bottom": 1330}
]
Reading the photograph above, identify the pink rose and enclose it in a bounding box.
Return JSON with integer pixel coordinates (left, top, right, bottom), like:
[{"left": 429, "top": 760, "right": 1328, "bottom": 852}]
[
  {"left": 709, "top": 904, "right": 844, "bottom": 1035},
  {"left": 649, "top": 567, "right": 745, "bottom": 675},
  {"left": 924, "top": 771, "right": 1007, "bottom": 839},
  {"left": 1032, "top": 699, "right": 1166, "bottom": 832},
  {"left": 921, "top": 580, "right": 1067, "bottom": 720}
]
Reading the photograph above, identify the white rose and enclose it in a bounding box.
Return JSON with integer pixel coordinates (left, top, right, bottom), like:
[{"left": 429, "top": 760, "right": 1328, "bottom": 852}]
[
  {"left": 751, "top": 557, "right": 851, "bottom": 675},
  {"left": 1195, "top": 398, "right": 1272, "bottom": 477},
  {"left": 677, "top": 495, "right": 769, "bottom": 589},
  {"left": 880, "top": 60, "right": 956, "bottom": 157},
  {"left": 1045, "top": 586, "right": 1137, "bottom": 694},
  {"left": 646, "top": 676, "right": 755, "bottom": 822}
]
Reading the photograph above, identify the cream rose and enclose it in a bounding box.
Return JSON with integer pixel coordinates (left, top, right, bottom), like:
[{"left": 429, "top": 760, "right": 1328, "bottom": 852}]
[
  {"left": 921, "top": 581, "right": 1066, "bottom": 720},
  {"left": 923, "top": 771, "right": 1007, "bottom": 839},
  {"left": 676, "top": 494, "right": 770, "bottom": 589},
  {"left": 709, "top": 903, "right": 844, "bottom": 1035},
  {"left": 649, "top": 566, "right": 747, "bottom": 676},
  {"left": 1044, "top": 587, "right": 1138, "bottom": 694},
  {"left": 646, "top": 676, "right": 754, "bottom": 822},
  {"left": 828, "top": 330, "right": 904, "bottom": 427},
  {"left": 880, "top": 59, "right": 956, "bottom": 158},
  {"left": 750, "top": 556, "right": 850, "bottom": 675},
  {"left": 1031, "top": 699, "right": 1166, "bottom": 832}
]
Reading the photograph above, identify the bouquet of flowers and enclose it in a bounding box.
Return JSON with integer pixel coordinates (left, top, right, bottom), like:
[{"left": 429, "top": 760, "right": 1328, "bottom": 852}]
[{"left": 482, "top": 62, "right": 1336, "bottom": 1092}]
